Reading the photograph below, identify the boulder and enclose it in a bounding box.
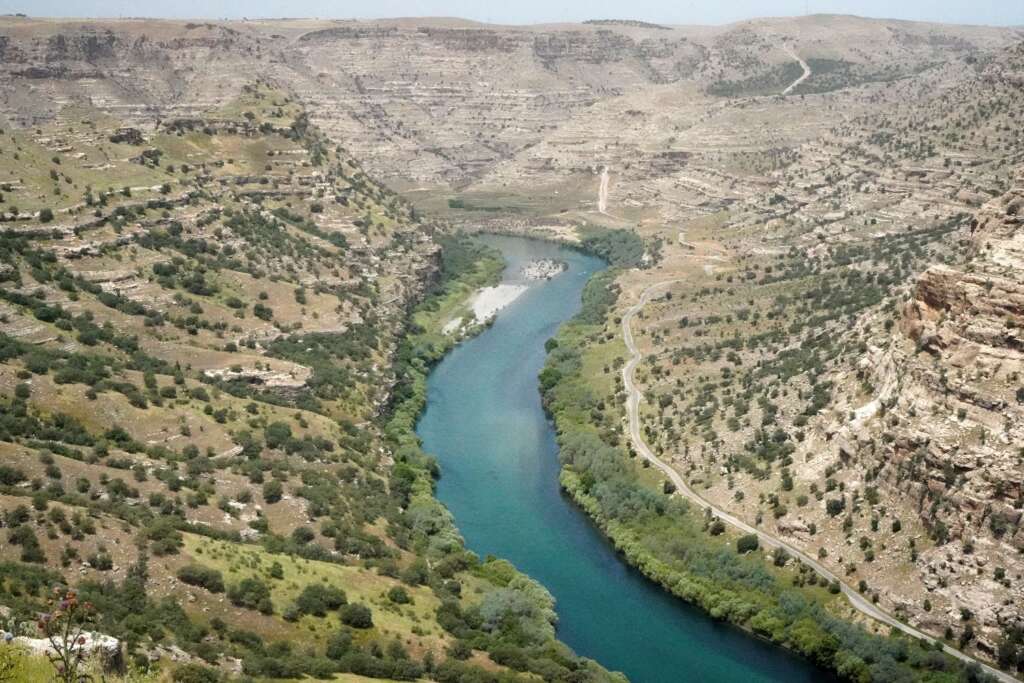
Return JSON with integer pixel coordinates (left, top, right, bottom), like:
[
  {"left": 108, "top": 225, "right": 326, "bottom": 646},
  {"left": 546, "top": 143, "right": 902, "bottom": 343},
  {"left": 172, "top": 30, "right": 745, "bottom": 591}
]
[{"left": 14, "top": 631, "right": 124, "bottom": 673}]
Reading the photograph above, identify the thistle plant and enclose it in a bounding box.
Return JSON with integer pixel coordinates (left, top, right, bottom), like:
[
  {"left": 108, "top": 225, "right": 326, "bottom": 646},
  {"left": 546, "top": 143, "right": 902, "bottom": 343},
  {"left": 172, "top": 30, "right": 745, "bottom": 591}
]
[{"left": 37, "top": 588, "right": 96, "bottom": 683}]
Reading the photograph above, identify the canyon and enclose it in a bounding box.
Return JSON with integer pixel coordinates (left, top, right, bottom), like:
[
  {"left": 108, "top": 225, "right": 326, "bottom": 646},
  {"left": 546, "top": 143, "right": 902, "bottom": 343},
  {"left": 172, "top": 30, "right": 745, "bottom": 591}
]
[{"left": 1, "top": 10, "right": 1023, "bottom": 681}]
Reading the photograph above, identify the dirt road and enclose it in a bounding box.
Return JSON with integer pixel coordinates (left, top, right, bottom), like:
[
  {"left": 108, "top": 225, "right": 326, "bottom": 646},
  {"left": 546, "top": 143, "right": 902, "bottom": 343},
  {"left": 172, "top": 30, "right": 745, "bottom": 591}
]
[
  {"left": 781, "top": 45, "right": 812, "bottom": 95},
  {"left": 620, "top": 279, "right": 1018, "bottom": 683},
  {"left": 597, "top": 165, "right": 610, "bottom": 214}
]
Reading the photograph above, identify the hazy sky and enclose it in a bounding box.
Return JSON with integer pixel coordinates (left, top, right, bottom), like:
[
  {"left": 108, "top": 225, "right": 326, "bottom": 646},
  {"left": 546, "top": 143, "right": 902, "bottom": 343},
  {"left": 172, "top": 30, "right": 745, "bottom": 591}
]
[{"left": 7, "top": 0, "right": 1024, "bottom": 27}]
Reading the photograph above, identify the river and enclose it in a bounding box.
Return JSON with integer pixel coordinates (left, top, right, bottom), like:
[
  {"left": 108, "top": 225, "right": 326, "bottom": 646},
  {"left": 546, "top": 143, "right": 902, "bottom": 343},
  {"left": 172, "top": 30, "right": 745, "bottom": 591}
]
[{"left": 416, "top": 234, "right": 829, "bottom": 682}]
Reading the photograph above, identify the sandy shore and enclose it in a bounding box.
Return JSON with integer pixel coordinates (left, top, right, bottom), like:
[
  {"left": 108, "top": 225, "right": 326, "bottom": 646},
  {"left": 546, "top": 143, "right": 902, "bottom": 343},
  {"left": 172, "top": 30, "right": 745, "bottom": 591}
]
[
  {"left": 442, "top": 283, "right": 530, "bottom": 336},
  {"left": 471, "top": 284, "right": 527, "bottom": 321},
  {"left": 442, "top": 317, "right": 464, "bottom": 335}
]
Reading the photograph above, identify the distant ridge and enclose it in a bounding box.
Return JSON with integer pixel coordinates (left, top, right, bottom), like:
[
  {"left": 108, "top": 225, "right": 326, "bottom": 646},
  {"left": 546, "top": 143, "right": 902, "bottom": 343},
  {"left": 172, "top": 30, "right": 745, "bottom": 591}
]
[{"left": 583, "top": 19, "right": 670, "bottom": 30}]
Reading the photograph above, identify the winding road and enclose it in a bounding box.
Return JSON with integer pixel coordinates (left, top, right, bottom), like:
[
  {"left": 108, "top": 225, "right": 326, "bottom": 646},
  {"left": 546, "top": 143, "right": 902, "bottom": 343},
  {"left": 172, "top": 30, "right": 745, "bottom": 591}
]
[
  {"left": 620, "top": 280, "right": 1018, "bottom": 683},
  {"left": 780, "top": 45, "right": 812, "bottom": 95}
]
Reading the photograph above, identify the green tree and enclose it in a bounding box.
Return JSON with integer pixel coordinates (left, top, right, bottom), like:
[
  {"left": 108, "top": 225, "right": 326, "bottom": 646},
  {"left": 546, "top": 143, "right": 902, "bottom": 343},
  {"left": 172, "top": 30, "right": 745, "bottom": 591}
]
[
  {"left": 262, "top": 479, "right": 283, "bottom": 504},
  {"left": 339, "top": 603, "right": 373, "bottom": 628},
  {"left": 737, "top": 534, "right": 760, "bottom": 554}
]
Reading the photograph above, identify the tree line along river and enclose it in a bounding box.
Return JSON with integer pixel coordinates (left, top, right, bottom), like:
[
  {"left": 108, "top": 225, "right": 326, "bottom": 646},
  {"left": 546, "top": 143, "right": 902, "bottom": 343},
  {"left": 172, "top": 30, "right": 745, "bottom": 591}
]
[{"left": 416, "top": 235, "right": 831, "bottom": 682}]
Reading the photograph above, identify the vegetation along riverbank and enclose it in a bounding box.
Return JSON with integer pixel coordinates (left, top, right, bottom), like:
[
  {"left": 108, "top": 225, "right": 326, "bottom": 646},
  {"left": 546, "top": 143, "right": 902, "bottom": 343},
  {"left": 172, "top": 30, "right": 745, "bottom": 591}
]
[
  {"left": 538, "top": 228, "right": 995, "bottom": 683},
  {"left": 384, "top": 233, "right": 625, "bottom": 683}
]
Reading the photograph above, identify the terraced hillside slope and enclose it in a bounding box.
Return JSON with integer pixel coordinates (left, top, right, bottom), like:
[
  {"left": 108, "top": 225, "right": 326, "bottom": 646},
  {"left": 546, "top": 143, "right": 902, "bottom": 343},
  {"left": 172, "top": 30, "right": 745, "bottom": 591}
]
[
  {"left": 2, "top": 11, "right": 1024, "bottom": 681},
  {"left": 0, "top": 15, "right": 1016, "bottom": 191},
  {"left": 597, "top": 39, "right": 1024, "bottom": 676},
  {"left": 0, "top": 82, "right": 620, "bottom": 682}
]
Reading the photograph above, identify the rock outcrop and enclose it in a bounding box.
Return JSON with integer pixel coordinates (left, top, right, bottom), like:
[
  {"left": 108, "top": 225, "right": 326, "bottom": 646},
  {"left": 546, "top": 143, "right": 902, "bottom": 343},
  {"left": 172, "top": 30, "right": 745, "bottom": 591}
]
[
  {"left": 843, "top": 171, "right": 1024, "bottom": 653},
  {"left": 14, "top": 632, "right": 124, "bottom": 673},
  {"left": 894, "top": 172, "right": 1024, "bottom": 549}
]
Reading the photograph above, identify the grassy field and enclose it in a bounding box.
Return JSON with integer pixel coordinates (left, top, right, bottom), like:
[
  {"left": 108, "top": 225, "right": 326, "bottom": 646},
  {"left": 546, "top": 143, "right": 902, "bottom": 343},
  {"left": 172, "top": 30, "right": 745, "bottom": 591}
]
[{"left": 181, "top": 534, "right": 450, "bottom": 657}]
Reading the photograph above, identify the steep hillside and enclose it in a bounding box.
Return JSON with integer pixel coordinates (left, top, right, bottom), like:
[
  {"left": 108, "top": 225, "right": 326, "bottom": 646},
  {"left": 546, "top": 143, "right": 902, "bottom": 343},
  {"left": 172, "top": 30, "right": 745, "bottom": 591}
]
[
  {"left": 0, "top": 82, "right": 620, "bottom": 682},
  {"left": 2, "top": 11, "right": 1024, "bottom": 681},
  {"left": 855, "top": 172, "right": 1024, "bottom": 661},
  {"left": 613, "top": 40, "right": 1024, "bottom": 673},
  {"left": 0, "top": 15, "right": 1016, "bottom": 193}
]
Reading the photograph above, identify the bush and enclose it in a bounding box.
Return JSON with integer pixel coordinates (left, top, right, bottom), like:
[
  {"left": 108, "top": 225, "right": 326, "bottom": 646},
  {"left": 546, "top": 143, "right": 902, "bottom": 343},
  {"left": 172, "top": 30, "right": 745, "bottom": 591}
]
[
  {"left": 387, "top": 586, "right": 411, "bottom": 604},
  {"left": 178, "top": 564, "right": 225, "bottom": 593},
  {"left": 291, "top": 526, "right": 315, "bottom": 544},
  {"left": 144, "top": 517, "right": 183, "bottom": 555},
  {"left": 228, "top": 577, "right": 273, "bottom": 614},
  {"left": 264, "top": 421, "right": 292, "bottom": 449},
  {"left": 339, "top": 603, "right": 373, "bottom": 628},
  {"left": 447, "top": 639, "right": 472, "bottom": 660},
  {"left": 262, "top": 479, "right": 283, "bottom": 504},
  {"left": 253, "top": 303, "right": 273, "bottom": 321},
  {"left": 0, "top": 465, "right": 26, "bottom": 486},
  {"left": 293, "top": 583, "right": 347, "bottom": 617},
  {"left": 39, "top": 208, "right": 54, "bottom": 224},
  {"left": 88, "top": 553, "right": 113, "bottom": 571},
  {"left": 737, "top": 534, "right": 760, "bottom": 554},
  {"left": 172, "top": 663, "right": 222, "bottom": 683},
  {"left": 326, "top": 630, "right": 353, "bottom": 660},
  {"left": 9, "top": 525, "right": 44, "bottom": 563}
]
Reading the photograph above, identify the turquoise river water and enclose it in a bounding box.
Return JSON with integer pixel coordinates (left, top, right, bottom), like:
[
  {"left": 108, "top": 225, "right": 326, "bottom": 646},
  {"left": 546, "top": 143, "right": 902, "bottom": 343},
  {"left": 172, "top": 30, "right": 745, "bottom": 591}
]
[{"left": 416, "top": 235, "right": 830, "bottom": 682}]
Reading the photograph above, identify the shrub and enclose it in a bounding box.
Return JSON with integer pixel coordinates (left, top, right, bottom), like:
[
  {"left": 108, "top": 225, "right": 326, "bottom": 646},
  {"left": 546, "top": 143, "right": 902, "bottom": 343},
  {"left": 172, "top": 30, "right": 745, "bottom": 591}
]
[
  {"left": 264, "top": 422, "right": 292, "bottom": 449},
  {"left": 0, "top": 465, "right": 26, "bottom": 486},
  {"left": 326, "top": 630, "right": 353, "bottom": 660},
  {"left": 253, "top": 303, "right": 273, "bottom": 321},
  {"left": 737, "top": 534, "right": 760, "bottom": 554},
  {"left": 339, "top": 603, "right": 373, "bottom": 628},
  {"left": 178, "top": 564, "right": 225, "bottom": 593},
  {"left": 447, "top": 640, "right": 472, "bottom": 660},
  {"left": 293, "top": 583, "right": 347, "bottom": 618},
  {"left": 9, "top": 525, "right": 45, "bottom": 563},
  {"left": 262, "top": 479, "right": 283, "bottom": 504},
  {"left": 172, "top": 663, "right": 222, "bottom": 683},
  {"left": 387, "top": 586, "right": 411, "bottom": 604},
  {"left": 88, "top": 553, "right": 113, "bottom": 571},
  {"left": 291, "top": 526, "right": 315, "bottom": 544},
  {"left": 144, "top": 517, "right": 183, "bottom": 555},
  {"left": 228, "top": 577, "right": 273, "bottom": 614}
]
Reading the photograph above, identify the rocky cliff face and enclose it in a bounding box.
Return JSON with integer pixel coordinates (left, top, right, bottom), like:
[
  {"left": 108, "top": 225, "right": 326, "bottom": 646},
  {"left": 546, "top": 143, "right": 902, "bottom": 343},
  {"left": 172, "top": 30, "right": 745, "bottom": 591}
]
[
  {"left": 850, "top": 173, "right": 1024, "bottom": 653},
  {"left": 896, "top": 175, "right": 1024, "bottom": 549}
]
